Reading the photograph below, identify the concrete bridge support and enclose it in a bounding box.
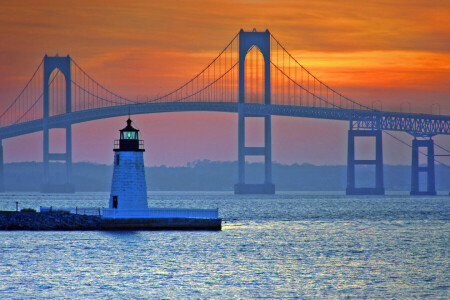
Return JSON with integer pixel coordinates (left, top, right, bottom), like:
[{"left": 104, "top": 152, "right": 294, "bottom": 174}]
[
  {"left": 410, "top": 138, "right": 436, "bottom": 195},
  {"left": 41, "top": 55, "right": 74, "bottom": 193},
  {"left": 346, "top": 129, "right": 385, "bottom": 195},
  {"left": 234, "top": 29, "right": 275, "bottom": 194},
  {"left": 235, "top": 107, "right": 275, "bottom": 194}
]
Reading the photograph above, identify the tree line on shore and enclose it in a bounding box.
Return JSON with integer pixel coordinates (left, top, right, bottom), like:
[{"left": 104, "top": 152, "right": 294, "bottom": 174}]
[{"left": 3, "top": 160, "right": 449, "bottom": 192}]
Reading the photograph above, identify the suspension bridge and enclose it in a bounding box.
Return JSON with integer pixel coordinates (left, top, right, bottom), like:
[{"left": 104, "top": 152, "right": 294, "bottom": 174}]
[{"left": 0, "top": 29, "right": 449, "bottom": 195}]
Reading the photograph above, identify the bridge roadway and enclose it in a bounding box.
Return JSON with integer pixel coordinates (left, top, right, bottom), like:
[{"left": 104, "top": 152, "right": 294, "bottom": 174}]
[{"left": 1, "top": 102, "right": 449, "bottom": 139}]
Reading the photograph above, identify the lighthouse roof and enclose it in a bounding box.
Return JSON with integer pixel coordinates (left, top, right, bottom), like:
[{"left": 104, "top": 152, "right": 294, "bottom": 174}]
[{"left": 120, "top": 118, "right": 138, "bottom": 132}]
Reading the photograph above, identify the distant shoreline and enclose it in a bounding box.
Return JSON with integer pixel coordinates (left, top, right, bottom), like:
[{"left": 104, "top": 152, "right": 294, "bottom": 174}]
[{"left": 3, "top": 161, "right": 449, "bottom": 192}]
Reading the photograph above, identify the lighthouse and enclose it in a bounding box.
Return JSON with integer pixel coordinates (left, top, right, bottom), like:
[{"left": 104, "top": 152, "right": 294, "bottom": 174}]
[
  {"left": 102, "top": 117, "right": 220, "bottom": 230},
  {"left": 109, "top": 117, "right": 148, "bottom": 210}
]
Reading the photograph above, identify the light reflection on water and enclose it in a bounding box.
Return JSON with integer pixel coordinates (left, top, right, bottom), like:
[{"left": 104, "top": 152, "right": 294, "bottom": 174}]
[{"left": 0, "top": 192, "right": 448, "bottom": 298}]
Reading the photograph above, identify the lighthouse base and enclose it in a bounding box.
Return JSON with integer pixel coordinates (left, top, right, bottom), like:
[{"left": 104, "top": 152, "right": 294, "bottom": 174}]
[
  {"left": 102, "top": 208, "right": 218, "bottom": 219},
  {"left": 101, "top": 208, "right": 221, "bottom": 230},
  {"left": 101, "top": 217, "right": 221, "bottom": 231}
]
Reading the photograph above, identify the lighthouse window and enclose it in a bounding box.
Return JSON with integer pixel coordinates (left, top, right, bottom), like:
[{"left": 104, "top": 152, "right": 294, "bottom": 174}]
[
  {"left": 121, "top": 131, "right": 138, "bottom": 140},
  {"left": 116, "top": 155, "right": 120, "bottom": 165}
]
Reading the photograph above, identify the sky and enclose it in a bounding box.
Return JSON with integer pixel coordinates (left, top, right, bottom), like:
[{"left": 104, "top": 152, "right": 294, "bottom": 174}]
[{"left": 0, "top": 0, "right": 449, "bottom": 166}]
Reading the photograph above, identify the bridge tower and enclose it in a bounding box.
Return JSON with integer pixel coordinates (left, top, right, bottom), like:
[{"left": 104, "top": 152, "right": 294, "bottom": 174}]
[
  {"left": 346, "top": 121, "right": 385, "bottom": 195},
  {"left": 40, "top": 55, "right": 74, "bottom": 193},
  {"left": 234, "top": 29, "right": 275, "bottom": 194},
  {"left": 410, "top": 137, "right": 436, "bottom": 195}
]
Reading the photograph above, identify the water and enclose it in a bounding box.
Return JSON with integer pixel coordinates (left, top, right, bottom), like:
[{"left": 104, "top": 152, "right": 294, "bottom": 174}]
[{"left": 0, "top": 192, "right": 449, "bottom": 298}]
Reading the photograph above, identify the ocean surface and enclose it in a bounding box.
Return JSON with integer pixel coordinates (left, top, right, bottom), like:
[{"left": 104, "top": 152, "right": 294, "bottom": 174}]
[{"left": 0, "top": 192, "right": 448, "bottom": 298}]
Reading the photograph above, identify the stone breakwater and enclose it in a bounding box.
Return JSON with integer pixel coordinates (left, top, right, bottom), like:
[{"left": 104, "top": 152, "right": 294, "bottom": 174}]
[
  {"left": 0, "top": 212, "right": 221, "bottom": 231},
  {"left": 0, "top": 212, "right": 102, "bottom": 230}
]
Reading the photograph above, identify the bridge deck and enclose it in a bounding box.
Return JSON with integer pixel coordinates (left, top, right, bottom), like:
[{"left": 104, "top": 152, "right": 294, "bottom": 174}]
[{"left": 0, "top": 102, "right": 449, "bottom": 139}]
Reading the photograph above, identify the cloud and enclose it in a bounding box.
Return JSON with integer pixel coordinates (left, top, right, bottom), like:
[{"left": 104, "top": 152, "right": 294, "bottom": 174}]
[{"left": 0, "top": 0, "right": 449, "bottom": 113}]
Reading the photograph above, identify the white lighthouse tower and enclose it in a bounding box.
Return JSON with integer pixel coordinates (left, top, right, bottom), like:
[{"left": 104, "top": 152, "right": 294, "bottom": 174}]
[
  {"left": 102, "top": 117, "right": 219, "bottom": 225},
  {"left": 109, "top": 117, "right": 148, "bottom": 211}
]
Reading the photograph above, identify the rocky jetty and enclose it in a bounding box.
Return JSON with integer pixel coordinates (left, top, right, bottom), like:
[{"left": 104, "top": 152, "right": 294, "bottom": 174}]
[
  {"left": 0, "top": 211, "right": 221, "bottom": 231},
  {"left": 0, "top": 211, "right": 101, "bottom": 230}
]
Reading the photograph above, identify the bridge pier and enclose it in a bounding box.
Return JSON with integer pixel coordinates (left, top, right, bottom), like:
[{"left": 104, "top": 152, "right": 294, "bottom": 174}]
[
  {"left": 410, "top": 137, "right": 436, "bottom": 195},
  {"left": 41, "top": 126, "right": 74, "bottom": 193},
  {"left": 0, "top": 139, "right": 4, "bottom": 192},
  {"left": 346, "top": 129, "right": 385, "bottom": 195},
  {"left": 234, "top": 107, "right": 275, "bottom": 194},
  {"left": 40, "top": 55, "right": 74, "bottom": 193}
]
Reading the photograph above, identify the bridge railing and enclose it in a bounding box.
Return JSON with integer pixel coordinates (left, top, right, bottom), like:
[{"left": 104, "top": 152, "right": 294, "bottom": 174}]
[{"left": 40, "top": 206, "right": 102, "bottom": 216}]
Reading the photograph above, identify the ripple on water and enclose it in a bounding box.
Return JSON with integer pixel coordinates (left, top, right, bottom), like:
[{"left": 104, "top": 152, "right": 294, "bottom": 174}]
[{"left": 0, "top": 192, "right": 448, "bottom": 298}]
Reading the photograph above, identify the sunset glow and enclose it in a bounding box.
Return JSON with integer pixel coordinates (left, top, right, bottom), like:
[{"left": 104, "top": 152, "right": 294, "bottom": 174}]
[{"left": 0, "top": 0, "right": 449, "bottom": 165}]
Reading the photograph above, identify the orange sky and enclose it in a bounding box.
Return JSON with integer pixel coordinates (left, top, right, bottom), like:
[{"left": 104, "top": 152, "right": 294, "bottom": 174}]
[{"left": 0, "top": 0, "right": 449, "bottom": 165}]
